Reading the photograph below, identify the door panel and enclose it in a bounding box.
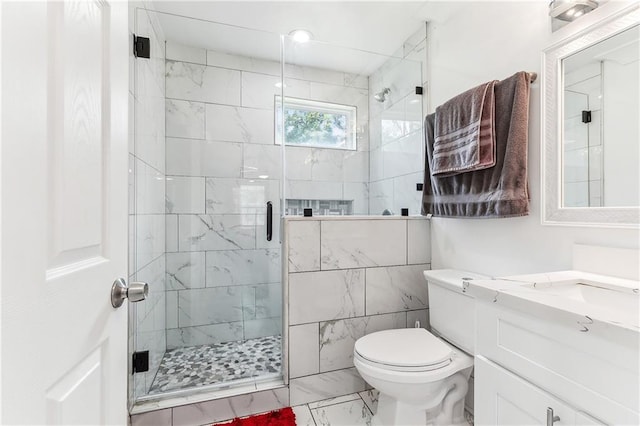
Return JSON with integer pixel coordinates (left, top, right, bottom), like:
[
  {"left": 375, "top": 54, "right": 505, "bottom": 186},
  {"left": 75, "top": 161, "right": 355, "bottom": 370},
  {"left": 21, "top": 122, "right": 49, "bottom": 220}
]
[
  {"left": 475, "top": 356, "right": 574, "bottom": 426},
  {"left": 1, "top": 0, "right": 129, "bottom": 424}
]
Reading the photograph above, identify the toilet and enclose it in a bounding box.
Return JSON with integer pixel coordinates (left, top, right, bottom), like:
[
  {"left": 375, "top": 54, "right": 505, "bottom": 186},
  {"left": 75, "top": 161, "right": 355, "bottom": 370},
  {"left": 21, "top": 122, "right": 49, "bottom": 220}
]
[{"left": 353, "top": 269, "right": 487, "bottom": 426}]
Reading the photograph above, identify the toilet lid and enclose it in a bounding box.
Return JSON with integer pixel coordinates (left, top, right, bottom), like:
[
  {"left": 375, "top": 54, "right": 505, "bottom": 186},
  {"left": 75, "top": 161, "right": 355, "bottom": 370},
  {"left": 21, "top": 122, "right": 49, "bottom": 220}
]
[{"left": 354, "top": 329, "right": 453, "bottom": 369}]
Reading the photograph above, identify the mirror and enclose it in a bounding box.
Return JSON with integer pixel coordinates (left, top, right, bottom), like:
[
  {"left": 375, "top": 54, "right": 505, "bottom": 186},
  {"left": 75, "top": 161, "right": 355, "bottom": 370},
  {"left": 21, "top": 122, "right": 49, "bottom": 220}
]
[{"left": 542, "top": 6, "right": 640, "bottom": 227}]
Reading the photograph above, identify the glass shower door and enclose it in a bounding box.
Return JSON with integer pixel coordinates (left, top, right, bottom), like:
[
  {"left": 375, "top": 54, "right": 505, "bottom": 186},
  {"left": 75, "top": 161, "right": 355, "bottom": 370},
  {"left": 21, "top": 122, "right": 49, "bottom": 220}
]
[{"left": 129, "top": 8, "right": 284, "bottom": 403}]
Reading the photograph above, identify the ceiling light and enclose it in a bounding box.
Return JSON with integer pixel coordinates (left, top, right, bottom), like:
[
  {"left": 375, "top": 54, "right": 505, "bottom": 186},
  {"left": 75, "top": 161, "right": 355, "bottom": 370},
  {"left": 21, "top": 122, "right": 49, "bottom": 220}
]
[
  {"left": 289, "top": 29, "right": 313, "bottom": 43},
  {"left": 549, "top": 0, "right": 598, "bottom": 22},
  {"left": 274, "top": 82, "right": 287, "bottom": 88}
]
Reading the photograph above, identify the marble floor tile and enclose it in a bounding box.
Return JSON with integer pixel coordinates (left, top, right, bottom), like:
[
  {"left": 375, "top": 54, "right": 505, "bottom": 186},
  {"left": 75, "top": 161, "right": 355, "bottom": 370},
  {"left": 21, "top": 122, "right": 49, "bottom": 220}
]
[
  {"left": 310, "top": 398, "right": 373, "bottom": 426},
  {"left": 148, "top": 335, "right": 281, "bottom": 394},
  {"left": 292, "top": 405, "right": 317, "bottom": 426}
]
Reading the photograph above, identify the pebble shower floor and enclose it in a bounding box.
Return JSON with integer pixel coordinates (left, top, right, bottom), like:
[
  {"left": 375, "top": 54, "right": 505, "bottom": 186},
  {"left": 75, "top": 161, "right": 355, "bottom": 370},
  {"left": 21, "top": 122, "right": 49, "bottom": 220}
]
[{"left": 148, "top": 335, "right": 282, "bottom": 394}]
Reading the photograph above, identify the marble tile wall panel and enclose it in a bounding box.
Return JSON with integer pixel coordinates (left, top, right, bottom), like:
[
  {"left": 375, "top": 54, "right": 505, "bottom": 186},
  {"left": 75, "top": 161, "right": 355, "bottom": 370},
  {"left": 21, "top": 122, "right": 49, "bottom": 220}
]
[
  {"left": 365, "top": 264, "right": 430, "bottom": 315},
  {"left": 165, "top": 214, "right": 178, "bottom": 252},
  {"left": 172, "top": 387, "right": 289, "bottom": 426},
  {"left": 244, "top": 317, "right": 282, "bottom": 340},
  {"left": 254, "top": 283, "right": 282, "bottom": 320},
  {"left": 320, "top": 220, "right": 406, "bottom": 270},
  {"left": 284, "top": 148, "right": 314, "bottom": 181},
  {"left": 287, "top": 220, "right": 321, "bottom": 273},
  {"left": 242, "top": 144, "right": 282, "bottom": 179},
  {"left": 286, "top": 65, "right": 348, "bottom": 87},
  {"left": 408, "top": 219, "right": 431, "bottom": 265},
  {"left": 166, "top": 61, "right": 241, "bottom": 105},
  {"left": 135, "top": 94, "right": 165, "bottom": 173},
  {"left": 166, "top": 99, "right": 205, "bottom": 139},
  {"left": 393, "top": 171, "right": 424, "bottom": 216},
  {"left": 289, "top": 368, "right": 367, "bottom": 406},
  {"left": 285, "top": 180, "right": 343, "bottom": 202},
  {"left": 135, "top": 214, "right": 165, "bottom": 272},
  {"left": 177, "top": 287, "right": 243, "bottom": 327},
  {"left": 165, "top": 176, "right": 206, "bottom": 214},
  {"left": 289, "top": 323, "right": 320, "bottom": 378},
  {"left": 177, "top": 214, "right": 256, "bottom": 252},
  {"left": 205, "top": 178, "right": 280, "bottom": 215},
  {"left": 242, "top": 72, "right": 311, "bottom": 109},
  {"left": 166, "top": 321, "right": 244, "bottom": 349},
  {"left": 165, "top": 41, "right": 206, "bottom": 65},
  {"left": 319, "top": 313, "right": 406, "bottom": 372},
  {"left": 205, "top": 104, "right": 273, "bottom": 144},
  {"left": 343, "top": 182, "right": 370, "bottom": 215},
  {"left": 207, "top": 50, "right": 281, "bottom": 76},
  {"left": 343, "top": 151, "right": 369, "bottom": 183},
  {"left": 166, "top": 290, "right": 178, "bottom": 329},
  {"left": 289, "top": 269, "right": 365, "bottom": 325},
  {"left": 166, "top": 251, "right": 206, "bottom": 290},
  {"left": 381, "top": 130, "right": 423, "bottom": 179},
  {"left": 166, "top": 138, "right": 242, "bottom": 178},
  {"left": 206, "top": 249, "right": 280, "bottom": 286},
  {"left": 136, "top": 255, "right": 167, "bottom": 333}
]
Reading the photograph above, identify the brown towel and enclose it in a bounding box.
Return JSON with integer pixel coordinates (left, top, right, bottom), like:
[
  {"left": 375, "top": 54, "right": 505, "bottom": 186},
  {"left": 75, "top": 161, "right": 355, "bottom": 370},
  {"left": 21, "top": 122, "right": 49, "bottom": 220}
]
[
  {"left": 421, "top": 71, "right": 530, "bottom": 218},
  {"left": 432, "top": 80, "right": 497, "bottom": 176}
]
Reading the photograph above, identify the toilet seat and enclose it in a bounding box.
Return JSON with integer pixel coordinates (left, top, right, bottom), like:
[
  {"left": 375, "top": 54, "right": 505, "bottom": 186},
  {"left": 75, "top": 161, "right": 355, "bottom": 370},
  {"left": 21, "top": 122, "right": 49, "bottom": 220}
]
[{"left": 354, "top": 328, "right": 453, "bottom": 372}]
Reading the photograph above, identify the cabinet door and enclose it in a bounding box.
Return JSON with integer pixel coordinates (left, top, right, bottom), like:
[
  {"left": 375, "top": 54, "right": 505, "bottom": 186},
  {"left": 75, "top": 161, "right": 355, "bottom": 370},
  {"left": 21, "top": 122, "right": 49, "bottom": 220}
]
[{"left": 475, "top": 356, "right": 574, "bottom": 426}]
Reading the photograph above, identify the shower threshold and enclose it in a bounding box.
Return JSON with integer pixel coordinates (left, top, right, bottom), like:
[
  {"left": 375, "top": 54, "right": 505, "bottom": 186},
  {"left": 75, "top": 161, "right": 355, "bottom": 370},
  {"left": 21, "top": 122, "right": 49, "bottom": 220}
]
[{"left": 148, "top": 335, "right": 282, "bottom": 395}]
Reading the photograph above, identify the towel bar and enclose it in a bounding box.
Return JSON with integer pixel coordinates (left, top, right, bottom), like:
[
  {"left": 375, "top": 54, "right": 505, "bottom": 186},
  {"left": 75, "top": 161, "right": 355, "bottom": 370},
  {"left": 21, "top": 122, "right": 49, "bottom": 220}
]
[{"left": 528, "top": 72, "right": 538, "bottom": 83}]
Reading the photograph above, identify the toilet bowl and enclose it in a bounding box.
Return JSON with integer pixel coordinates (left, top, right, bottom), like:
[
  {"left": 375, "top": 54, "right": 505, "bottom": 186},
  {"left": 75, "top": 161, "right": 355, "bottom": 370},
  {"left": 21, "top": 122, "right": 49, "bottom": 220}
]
[{"left": 353, "top": 269, "right": 487, "bottom": 426}]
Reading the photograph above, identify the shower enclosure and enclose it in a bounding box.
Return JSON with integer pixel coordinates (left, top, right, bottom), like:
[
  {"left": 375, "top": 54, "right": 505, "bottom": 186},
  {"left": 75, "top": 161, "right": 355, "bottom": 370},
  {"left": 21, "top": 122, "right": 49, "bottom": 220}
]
[{"left": 129, "top": 5, "right": 424, "bottom": 408}]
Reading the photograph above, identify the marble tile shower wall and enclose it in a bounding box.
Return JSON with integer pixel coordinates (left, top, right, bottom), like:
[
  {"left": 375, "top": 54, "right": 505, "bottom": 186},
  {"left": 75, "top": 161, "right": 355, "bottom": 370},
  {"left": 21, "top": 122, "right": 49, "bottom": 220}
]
[
  {"left": 282, "top": 64, "right": 370, "bottom": 215},
  {"left": 129, "top": 6, "right": 167, "bottom": 399},
  {"left": 286, "top": 217, "right": 432, "bottom": 405},
  {"left": 163, "top": 41, "right": 371, "bottom": 349},
  {"left": 369, "top": 24, "right": 427, "bottom": 216}
]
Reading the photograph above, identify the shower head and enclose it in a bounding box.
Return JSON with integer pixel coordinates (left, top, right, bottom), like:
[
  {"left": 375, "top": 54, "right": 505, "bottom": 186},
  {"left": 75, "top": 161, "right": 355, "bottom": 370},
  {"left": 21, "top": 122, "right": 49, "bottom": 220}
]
[{"left": 374, "top": 88, "right": 391, "bottom": 102}]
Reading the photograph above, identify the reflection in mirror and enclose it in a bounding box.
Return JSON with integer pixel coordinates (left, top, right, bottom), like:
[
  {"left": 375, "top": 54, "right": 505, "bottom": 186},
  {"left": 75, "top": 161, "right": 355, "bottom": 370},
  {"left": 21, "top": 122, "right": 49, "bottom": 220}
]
[{"left": 562, "top": 25, "right": 639, "bottom": 208}]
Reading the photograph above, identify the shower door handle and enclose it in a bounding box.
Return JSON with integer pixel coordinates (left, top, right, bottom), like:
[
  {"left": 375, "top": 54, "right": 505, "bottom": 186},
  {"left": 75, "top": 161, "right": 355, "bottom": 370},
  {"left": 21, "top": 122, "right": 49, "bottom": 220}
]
[{"left": 266, "top": 201, "right": 273, "bottom": 241}]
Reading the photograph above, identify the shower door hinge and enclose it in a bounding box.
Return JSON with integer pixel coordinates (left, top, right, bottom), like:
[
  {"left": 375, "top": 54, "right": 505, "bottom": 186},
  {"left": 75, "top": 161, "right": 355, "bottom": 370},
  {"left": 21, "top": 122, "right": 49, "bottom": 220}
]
[
  {"left": 582, "top": 110, "right": 592, "bottom": 123},
  {"left": 132, "top": 351, "right": 149, "bottom": 374},
  {"left": 133, "top": 34, "right": 151, "bottom": 59}
]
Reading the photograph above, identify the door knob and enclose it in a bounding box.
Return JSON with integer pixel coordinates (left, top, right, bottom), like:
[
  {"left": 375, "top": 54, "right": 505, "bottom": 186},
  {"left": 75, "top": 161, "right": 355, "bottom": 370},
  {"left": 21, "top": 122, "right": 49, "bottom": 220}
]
[{"left": 111, "top": 278, "right": 148, "bottom": 308}]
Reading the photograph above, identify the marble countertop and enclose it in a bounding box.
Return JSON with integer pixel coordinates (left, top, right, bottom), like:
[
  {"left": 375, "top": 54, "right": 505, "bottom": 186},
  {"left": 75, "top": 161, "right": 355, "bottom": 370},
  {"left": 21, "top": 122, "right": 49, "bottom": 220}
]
[{"left": 464, "top": 270, "right": 640, "bottom": 341}]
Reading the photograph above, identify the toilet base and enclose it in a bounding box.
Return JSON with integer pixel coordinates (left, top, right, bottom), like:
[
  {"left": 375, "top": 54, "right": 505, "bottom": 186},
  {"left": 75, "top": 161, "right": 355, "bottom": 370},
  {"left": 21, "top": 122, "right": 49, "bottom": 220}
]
[{"left": 370, "top": 379, "right": 469, "bottom": 426}]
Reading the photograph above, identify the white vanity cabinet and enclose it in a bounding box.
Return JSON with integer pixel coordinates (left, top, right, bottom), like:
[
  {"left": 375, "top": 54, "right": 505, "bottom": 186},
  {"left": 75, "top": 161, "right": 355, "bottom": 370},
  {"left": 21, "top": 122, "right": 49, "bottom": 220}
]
[
  {"left": 473, "top": 300, "right": 639, "bottom": 426},
  {"left": 476, "top": 356, "right": 604, "bottom": 426}
]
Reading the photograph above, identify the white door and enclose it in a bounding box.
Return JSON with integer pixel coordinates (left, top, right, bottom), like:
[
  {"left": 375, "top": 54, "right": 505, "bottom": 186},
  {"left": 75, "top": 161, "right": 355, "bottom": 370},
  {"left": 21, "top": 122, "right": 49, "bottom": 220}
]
[{"left": 1, "top": 1, "right": 129, "bottom": 424}]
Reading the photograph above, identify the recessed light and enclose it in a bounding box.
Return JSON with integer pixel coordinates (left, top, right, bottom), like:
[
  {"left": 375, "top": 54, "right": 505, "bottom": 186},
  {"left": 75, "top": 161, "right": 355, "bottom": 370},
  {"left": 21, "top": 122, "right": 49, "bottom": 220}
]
[{"left": 289, "top": 29, "right": 313, "bottom": 44}]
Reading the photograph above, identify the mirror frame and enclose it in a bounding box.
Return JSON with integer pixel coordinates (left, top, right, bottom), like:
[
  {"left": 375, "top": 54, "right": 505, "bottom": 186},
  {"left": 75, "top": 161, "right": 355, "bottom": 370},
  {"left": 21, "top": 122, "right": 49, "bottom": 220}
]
[{"left": 541, "top": 4, "right": 640, "bottom": 228}]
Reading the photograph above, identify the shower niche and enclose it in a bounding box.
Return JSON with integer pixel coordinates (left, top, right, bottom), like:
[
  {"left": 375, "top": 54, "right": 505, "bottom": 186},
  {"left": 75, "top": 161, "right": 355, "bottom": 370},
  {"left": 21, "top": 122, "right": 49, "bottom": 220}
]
[{"left": 129, "top": 6, "right": 425, "bottom": 409}]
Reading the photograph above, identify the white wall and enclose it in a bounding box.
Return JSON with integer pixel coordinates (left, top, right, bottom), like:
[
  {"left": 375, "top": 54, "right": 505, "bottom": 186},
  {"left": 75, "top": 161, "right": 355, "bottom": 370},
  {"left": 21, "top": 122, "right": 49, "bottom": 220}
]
[{"left": 426, "top": 1, "right": 639, "bottom": 276}]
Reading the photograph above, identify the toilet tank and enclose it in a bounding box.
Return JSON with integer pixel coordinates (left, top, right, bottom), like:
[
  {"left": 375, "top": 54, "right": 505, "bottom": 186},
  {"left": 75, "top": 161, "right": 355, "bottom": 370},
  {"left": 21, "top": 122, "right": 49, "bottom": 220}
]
[{"left": 423, "top": 269, "right": 488, "bottom": 355}]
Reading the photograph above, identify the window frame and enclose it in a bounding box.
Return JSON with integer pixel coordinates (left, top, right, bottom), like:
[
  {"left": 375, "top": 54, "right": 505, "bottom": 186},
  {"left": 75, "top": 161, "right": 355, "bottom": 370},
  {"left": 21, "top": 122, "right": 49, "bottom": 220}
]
[{"left": 275, "top": 96, "right": 357, "bottom": 151}]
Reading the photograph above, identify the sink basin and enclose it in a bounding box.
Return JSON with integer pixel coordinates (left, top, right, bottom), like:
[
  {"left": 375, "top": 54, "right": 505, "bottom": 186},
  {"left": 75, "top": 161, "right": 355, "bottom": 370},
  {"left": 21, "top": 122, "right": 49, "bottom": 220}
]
[{"left": 524, "top": 280, "right": 639, "bottom": 313}]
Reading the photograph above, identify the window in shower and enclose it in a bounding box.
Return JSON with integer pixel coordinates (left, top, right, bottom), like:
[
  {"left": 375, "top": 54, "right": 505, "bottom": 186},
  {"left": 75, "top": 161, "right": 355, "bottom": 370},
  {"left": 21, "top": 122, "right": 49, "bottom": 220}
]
[{"left": 275, "top": 96, "right": 357, "bottom": 150}]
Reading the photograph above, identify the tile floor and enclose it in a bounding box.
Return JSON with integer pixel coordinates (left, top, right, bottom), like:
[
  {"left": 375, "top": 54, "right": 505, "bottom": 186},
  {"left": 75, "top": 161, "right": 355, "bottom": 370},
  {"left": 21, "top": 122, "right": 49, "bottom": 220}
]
[
  {"left": 291, "top": 391, "right": 378, "bottom": 426},
  {"left": 290, "top": 390, "right": 473, "bottom": 426},
  {"left": 149, "top": 335, "right": 281, "bottom": 394}
]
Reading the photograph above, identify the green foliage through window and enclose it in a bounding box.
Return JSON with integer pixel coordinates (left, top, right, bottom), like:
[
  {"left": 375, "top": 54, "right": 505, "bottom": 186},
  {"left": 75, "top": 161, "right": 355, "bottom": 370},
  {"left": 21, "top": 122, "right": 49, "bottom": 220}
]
[{"left": 276, "top": 97, "right": 356, "bottom": 150}]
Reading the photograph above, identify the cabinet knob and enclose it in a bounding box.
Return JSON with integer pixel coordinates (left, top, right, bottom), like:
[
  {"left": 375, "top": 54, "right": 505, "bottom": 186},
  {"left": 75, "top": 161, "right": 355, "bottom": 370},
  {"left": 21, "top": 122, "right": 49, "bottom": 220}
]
[{"left": 547, "top": 407, "right": 561, "bottom": 426}]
